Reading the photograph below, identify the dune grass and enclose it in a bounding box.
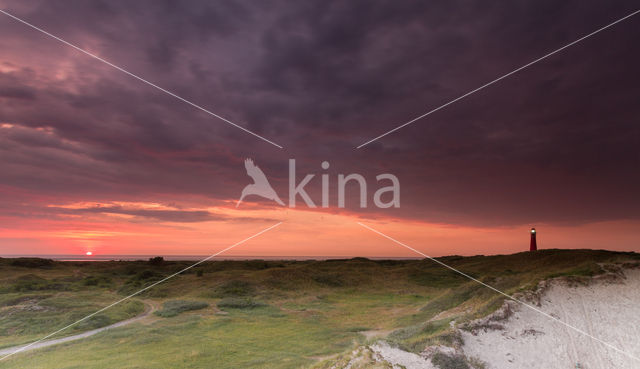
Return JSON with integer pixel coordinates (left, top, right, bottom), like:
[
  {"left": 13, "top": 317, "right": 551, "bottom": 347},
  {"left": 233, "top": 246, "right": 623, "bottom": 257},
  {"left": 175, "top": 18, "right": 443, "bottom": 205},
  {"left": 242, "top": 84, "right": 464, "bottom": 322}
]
[{"left": 155, "top": 300, "right": 209, "bottom": 318}]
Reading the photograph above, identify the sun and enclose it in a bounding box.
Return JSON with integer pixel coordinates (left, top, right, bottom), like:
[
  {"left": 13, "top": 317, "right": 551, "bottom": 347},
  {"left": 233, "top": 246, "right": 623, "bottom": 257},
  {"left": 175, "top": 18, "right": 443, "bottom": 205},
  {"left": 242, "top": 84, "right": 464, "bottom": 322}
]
[{"left": 86, "top": 251, "right": 93, "bottom": 256}]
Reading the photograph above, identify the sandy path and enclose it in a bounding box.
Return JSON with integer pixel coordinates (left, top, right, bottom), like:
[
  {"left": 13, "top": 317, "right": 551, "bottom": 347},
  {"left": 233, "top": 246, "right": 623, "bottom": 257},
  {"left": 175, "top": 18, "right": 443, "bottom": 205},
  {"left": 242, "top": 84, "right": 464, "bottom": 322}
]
[
  {"left": 0, "top": 300, "right": 154, "bottom": 357},
  {"left": 461, "top": 269, "right": 640, "bottom": 369}
]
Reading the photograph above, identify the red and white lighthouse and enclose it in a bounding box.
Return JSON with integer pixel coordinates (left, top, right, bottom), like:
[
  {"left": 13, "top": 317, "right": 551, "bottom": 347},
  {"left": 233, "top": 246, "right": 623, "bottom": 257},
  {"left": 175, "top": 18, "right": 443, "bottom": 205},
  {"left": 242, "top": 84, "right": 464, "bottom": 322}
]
[{"left": 529, "top": 227, "right": 537, "bottom": 251}]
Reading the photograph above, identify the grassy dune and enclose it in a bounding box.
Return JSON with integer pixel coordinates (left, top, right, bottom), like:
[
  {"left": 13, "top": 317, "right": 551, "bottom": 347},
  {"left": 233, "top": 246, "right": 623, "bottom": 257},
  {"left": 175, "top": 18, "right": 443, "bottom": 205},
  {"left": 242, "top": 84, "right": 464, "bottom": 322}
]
[{"left": 0, "top": 249, "right": 637, "bottom": 368}]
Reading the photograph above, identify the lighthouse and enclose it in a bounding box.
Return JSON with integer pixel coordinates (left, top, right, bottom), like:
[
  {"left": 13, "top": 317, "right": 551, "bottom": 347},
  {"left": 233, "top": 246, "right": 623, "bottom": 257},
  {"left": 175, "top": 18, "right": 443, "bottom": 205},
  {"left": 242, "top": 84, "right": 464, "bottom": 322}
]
[{"left": 529, "top": 227, "right": 537, "bottom": 251}]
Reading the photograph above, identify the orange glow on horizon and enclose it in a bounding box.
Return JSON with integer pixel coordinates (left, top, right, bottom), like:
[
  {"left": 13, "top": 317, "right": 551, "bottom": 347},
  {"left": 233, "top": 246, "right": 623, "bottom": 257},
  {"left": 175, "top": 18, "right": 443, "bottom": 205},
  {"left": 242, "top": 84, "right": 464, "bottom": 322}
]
[{"left": 1, "top": 199, "right": 640, "bottom": 257}]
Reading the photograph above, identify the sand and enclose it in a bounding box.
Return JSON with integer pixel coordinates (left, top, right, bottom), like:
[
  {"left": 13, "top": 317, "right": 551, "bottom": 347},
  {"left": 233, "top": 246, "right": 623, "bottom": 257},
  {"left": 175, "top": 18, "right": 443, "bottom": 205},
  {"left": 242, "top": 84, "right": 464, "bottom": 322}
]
[
  {"left": 461, "top": 268, "right": 640, "bottom": 369},
  {"left": 370, "top": 342, "right": 437, "bottom": 369}
]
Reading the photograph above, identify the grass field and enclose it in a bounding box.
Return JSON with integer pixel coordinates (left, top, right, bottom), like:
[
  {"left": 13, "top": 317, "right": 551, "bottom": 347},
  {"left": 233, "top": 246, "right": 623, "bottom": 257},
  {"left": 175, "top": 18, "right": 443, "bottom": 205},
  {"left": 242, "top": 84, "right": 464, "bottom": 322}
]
[{"left": 0, "top": 249, "right": 638, "bottom": 368}]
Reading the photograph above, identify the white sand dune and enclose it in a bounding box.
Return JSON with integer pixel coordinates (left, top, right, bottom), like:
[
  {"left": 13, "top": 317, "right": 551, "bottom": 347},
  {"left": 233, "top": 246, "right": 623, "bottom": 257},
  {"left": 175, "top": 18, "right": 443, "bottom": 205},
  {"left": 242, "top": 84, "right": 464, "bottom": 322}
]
[{"left": 461, "top": 268, "right": 640, "bottom": 369}]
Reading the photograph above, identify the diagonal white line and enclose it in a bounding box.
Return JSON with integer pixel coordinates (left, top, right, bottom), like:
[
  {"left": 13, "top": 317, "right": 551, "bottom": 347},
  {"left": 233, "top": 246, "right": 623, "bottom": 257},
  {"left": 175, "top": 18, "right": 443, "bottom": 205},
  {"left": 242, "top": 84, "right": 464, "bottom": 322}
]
[
  {"left": 0, "top": 9, "right": 283, "bottom": 149},
  {"left": 356, "top": 9, "right": 640, "bottom": 149},
  {"left": 356, "top": 221, "right": 640, "bottom": 363},
  {"left": 0, "top": 222, "right": 282, "bottom": 361}
]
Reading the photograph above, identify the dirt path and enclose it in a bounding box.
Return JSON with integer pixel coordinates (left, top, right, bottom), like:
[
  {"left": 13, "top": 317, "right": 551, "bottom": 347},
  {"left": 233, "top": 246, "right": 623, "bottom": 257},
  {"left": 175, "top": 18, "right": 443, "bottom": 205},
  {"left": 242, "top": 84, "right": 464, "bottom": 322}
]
[{"left": 0, "top": 300, "right": 155, "bottom": 357}]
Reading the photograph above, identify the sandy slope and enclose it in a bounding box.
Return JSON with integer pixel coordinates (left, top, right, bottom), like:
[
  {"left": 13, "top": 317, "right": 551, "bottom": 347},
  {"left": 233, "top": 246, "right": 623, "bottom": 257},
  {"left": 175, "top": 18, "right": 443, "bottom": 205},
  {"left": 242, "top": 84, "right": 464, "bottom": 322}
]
[
  {"left": 371, "top": 342, "right": 437, "bottom": 369},
  {"left": 461, "top": 268, "right": 640, "bottom": 369}
]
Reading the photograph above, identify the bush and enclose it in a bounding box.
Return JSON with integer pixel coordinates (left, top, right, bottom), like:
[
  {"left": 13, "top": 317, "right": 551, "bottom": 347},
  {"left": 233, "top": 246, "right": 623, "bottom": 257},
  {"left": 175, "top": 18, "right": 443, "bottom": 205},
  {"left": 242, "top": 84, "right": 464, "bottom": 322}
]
[
  {"left": 10, "top": 258, "right": 54, "bottom": 268},
  {"left": 0, "top": 294, "right": 51, "bottom": 306},
  {"left": 118, "top": 270, "right": 163, "bottom": 295},
  {"left": 431, "top": 352, "right": 470, "bottom": 369},
  {"left": 213, "top": 280, "right": 255, "bottom": 297},
  {"left": 10, "top": 274, "right": 67, "bottom": 292},
  {"left": 148, "top": 256, "right": 165, "bottom": 266},
  {"left": 83, "top": 275, "right": 113, "bottom": 287},
  {"left": 387, "top": 319, "right": 459, "bottom": 353},
  {"left": 217, "top": 297, "right": 266, "bottom": 310},
  {"left": 74, "top": 315, "right": 113, "bottom": 331},
  {"left": 311, "top": 273, "right": 344, "bottom": 287},
  {"left": 155, "top": 300, "right": 209, "bottom": 317},
  {"left": 137, "top": 270, "right": 161, "bottom": 280},
  {"left": 240, "top": 260, "right": 271, "bottom": 270},
  {"left": 345, "top": 326, "right": 370, "bottom": 332}
]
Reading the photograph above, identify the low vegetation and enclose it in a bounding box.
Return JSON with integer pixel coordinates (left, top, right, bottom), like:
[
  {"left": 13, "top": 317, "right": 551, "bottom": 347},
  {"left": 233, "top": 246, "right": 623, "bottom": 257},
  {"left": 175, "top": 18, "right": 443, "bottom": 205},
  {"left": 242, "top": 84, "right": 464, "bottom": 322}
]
[
  {"left": 155, "top": 300, "right": 209, "bottom": 317},
  {"left": 217, "top": 297, "right": 267, "bottom": 310},
  {"left": 0, "top": 249, "right": 637, "bottom": 368},
  {"left": 212, "top": 280, "right": 256, "bottom": 297},
  {"left": 431, "top": 352, "right": 471, "bottom": 369}
]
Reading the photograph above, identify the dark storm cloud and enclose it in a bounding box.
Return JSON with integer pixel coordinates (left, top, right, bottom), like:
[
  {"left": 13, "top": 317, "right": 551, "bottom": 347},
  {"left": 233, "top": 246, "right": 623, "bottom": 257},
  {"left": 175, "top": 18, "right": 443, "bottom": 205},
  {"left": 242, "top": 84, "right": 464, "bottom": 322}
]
[
  {"left": 0, "top": 0, "right": 639, "bottom": 226},
  {"left": 0, "top": 70, "right": 37, "bottom": 100},
  {"left": 0, "top": 86, "right": 36, "bottom": 100},
  {"left": 55, "top": 204, "right": 222, "bottom": 223},
  {"left": 0, "top": 195, "right": 278, "bottom": 224}
]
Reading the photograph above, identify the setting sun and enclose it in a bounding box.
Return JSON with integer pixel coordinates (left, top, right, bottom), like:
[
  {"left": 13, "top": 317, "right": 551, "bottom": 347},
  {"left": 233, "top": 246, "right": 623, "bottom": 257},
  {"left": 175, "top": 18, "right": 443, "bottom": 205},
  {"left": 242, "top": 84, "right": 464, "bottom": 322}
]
[{"left": 85, "top": 251, "right": 93, "bottom": 256}]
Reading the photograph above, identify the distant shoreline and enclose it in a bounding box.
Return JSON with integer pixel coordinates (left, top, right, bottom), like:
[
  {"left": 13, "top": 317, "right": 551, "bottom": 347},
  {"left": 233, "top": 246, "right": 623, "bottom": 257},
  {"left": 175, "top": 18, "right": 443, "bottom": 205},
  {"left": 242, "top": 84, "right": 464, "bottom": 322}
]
[{"left": 0, "top": 254, "right": 424, "bottom": 261}]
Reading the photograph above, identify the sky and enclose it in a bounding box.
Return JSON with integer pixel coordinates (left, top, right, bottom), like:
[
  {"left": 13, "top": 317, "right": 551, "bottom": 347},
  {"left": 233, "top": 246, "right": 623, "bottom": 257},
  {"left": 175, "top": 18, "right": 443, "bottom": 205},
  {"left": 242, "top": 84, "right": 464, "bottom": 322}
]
[{"left": 1, "top": 0, "right": 639, "bottom": 257}]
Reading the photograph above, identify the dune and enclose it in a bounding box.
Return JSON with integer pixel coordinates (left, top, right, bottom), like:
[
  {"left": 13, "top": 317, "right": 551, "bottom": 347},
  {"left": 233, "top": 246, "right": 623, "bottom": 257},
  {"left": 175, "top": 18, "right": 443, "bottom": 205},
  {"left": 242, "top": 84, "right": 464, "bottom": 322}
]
[
  {"left": 461, "top": 267, "right": 640, "bottom": 368},
  {"left": 329, "top": 263, "right": 640, "bottom": 369}
]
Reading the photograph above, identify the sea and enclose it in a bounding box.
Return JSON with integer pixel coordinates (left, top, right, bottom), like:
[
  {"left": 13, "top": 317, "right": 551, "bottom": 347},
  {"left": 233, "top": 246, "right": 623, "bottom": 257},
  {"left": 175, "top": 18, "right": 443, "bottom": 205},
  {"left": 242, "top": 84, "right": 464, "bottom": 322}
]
[{"left": 0, "top": 254, "right": 422, "bottom": 262}]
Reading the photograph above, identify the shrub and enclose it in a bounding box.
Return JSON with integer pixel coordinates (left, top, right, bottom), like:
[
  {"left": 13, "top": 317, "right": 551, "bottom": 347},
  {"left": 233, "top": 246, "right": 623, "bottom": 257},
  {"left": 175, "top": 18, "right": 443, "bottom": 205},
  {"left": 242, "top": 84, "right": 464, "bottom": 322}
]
[
  {"left": 217, "top": 297, "right": 266, "bottom": 310},
  {"left": 311, "top": 273, "right": 344, "bottom": 287},
  {"left": 74, "top": 315, "right": 113, "bottom": 330},
  {"left": 137, "top": 270, "right": 161, "bottom": 280},
  {"left": 155, "top": 300, "right": 209, "bottom": 317},
  {"left": 148, "top": 256, "right": 165, "bottom": 266},
  {"left": 118, "top": 270, "right": 163, "bottom": 295},
  {"left": 431, "top": 352, "right": 470, "bottom": 369},
  {"left": 10, "top": 274, "right": 67, "bottom": 292},
  {"left": 240, "top": 260, "right": 271, "bottom": 270},
  {"left": 0, "top": 294, "right": 51, "bottom": 306},
  {"left": 10, "top": 258, "right": 54, "bottom": 268},
  {"left": 345, "top": 326, "right": 370, "bottom": 332},
  {"left": 387, "top": 319, "right": 459, "bottom": 353},
  {"left": 213, "top": 280, "right": 255, "bottom": 297},
  {"left": 83, "top": 275, "right": 113, "bottom": 287}
]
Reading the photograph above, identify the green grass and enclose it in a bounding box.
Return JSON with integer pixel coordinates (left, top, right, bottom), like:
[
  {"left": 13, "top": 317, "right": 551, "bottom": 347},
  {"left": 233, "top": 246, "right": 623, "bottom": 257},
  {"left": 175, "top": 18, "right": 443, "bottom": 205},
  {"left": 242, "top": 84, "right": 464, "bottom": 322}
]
[
  {"left": 2, "top": 311, "right": 356, "bottom": 369},
  {"left": 0, "top": 249, "right": 637, "bottom": 368},
  {"left": 155, "top": 300, "right": 209, "bottom": 317}
]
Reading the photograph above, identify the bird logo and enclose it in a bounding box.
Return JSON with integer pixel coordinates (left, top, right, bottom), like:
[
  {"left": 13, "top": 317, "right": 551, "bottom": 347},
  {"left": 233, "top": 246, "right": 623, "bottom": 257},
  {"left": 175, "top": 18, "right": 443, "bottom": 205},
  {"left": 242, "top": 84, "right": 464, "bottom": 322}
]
[{"left": 236, "top": 158, "right": 285, "bottom": 208}]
